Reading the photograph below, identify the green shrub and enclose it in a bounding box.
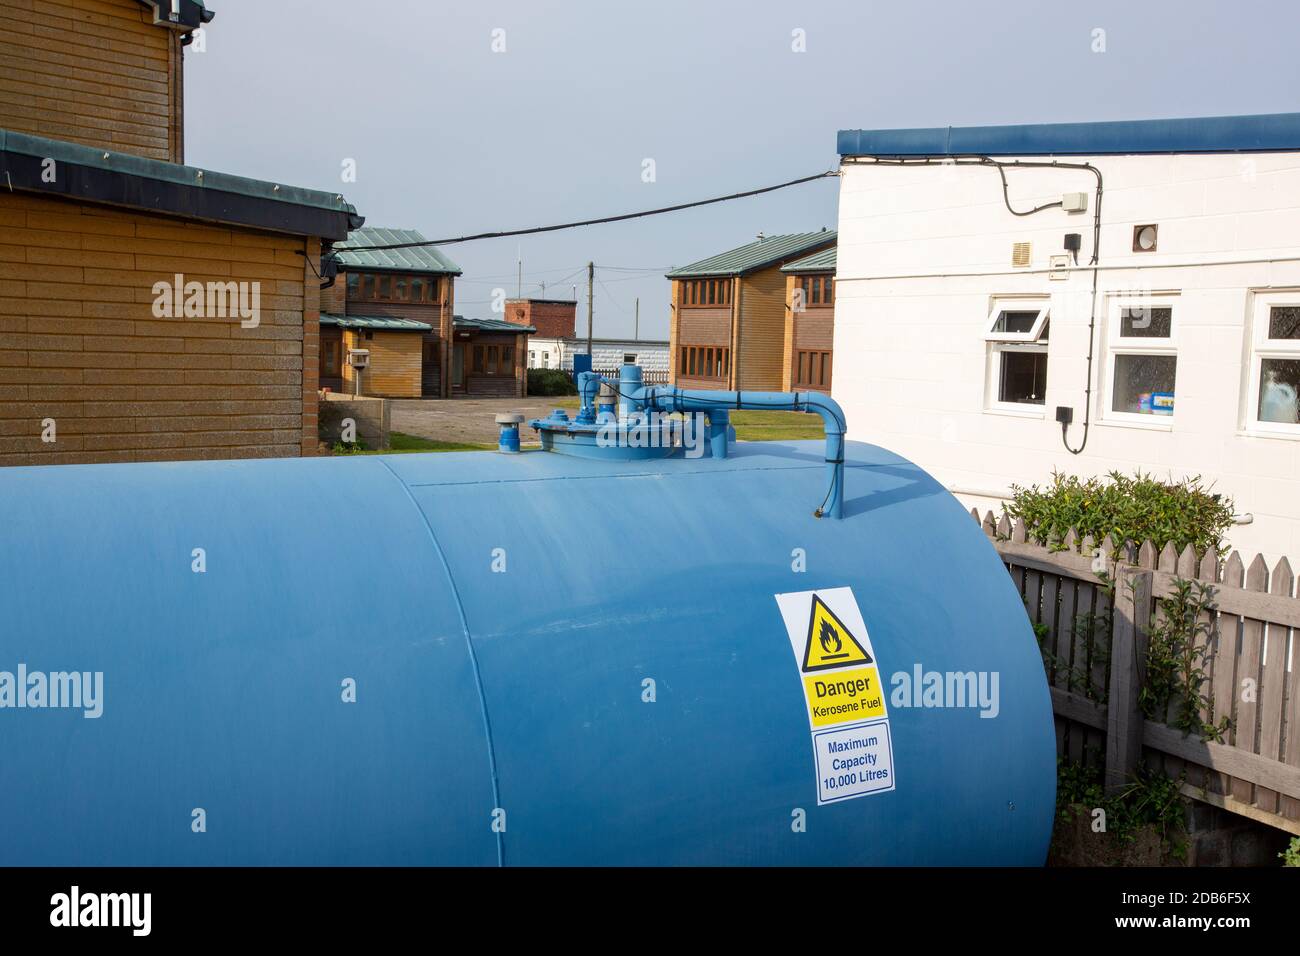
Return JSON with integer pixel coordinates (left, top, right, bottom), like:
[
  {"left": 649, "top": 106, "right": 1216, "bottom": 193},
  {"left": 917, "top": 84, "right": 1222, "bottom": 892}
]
[
  {"left": 1282, "top": 837, "right": 1300, "bottom": 867},
  {"left": 527, "top": 368, "right": 577, "bottom": 396},
  {"left": 1004, "top": 471, "right": 1234, "bottom": 555}
]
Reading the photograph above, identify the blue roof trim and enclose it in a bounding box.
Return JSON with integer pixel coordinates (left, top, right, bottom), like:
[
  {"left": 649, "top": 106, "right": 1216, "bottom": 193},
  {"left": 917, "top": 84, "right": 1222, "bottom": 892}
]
[{"left": 837, "top": 112, "right": 1300, "bottom": 158}]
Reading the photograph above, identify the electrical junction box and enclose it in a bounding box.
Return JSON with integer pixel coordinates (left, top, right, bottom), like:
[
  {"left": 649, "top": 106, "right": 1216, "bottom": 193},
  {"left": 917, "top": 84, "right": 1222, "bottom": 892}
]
[
  {"left": 1062, "top": 192, "right": 1089, "bottom": 213},
  {"left": 1049, "top": 255, "right": 1070, "bottom": 279}
]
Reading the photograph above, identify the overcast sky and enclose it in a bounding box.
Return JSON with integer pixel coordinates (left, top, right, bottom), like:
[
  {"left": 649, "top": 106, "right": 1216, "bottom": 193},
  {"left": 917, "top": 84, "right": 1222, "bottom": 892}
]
[{"left": 185, "top": 0, "right": 1300, "bottom": 340}]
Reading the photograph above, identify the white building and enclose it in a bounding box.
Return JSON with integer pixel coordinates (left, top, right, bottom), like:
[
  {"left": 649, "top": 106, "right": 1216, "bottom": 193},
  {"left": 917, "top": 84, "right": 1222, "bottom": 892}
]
[
  {"left": 833, "top": 112, "right": 1300, "bottom": 561},
  {"left": 528, "top": 337, "right": 670, "bottom": 376}
]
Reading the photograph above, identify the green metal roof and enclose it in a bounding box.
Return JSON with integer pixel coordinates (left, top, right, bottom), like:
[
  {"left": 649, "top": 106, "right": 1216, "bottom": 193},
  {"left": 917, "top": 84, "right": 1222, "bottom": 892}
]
[
  {"left": 781, "top": 247, "right": 837, "bottom": 274},
  {"left": 334, "top": 228, "right": 462, "bottom": 276},
  {"left": 666, "top": 230, "right": 836, "bottom": 278},
  {"left": 321, "top": 313, "right": 431, "bottom": 332},
  {"left": 0, "top": 127, "right": 362, "bottom": 240},
  {"left": 454, "top": 315, "right": 535, "bottom": 334}
]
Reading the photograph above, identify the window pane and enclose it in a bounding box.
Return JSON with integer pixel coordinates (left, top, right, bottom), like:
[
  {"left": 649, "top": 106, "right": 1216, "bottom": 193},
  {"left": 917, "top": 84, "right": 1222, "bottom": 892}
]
[
  {"left": 487, "top": 346, "right": 498, "bottom": 375},
  {"left": 825, "top": 279, "right": 834, "bottom": 306},
  {"left": 999, "top": 350, "right": 1048, "bottom": 404},
  {"left": 991, "top": 310, "right": 1040, "bottom": 335},
  {"left": 360, "top": 274, "right": 373, "bottom": 298},
  {"left": 798, "top": 353, "right": 806, "bottom": 384},
  {"left": 1112, "top": 354, "right": 1177, "bottom": 414},
  {"left": 1268, "top": 306, "right": 1300, "bottom": 340},
  {"left": 377, "top": 275, "right": 392, "bottom": 299},
  {"left": 346, "top": 273, "right": 359, "bottom": 294},
  {"left": 502, "top": 346, "right": 513, "bottom": 368},
  {"left": 395, "top": 276, "right": 408, "bottom": 300},
  {"left": 1120, "top": 305, "right": 1172, "bottom": 337},
  {"left": 1259, "top": 358, "right": 1300, "bottom": 424},
  {"left": 411, "top": 278, "right": 425, "bottom": 301},
  {"left": 821, "top": 352, "right": 830, "bottom": 386},
  {"left": 473, "top": 346, "right": 484, "bottom": 373}
]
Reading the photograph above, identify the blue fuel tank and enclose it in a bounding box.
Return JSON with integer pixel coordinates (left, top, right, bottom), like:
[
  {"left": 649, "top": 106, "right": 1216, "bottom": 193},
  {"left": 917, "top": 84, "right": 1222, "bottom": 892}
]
[{"left": 0, "top": 436, "right": 1055, "bottom": 866}]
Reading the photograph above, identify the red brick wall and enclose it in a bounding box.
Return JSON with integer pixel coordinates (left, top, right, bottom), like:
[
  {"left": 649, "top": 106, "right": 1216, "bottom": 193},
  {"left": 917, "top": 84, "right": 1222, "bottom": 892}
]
[{"left": 505, "top": 299, "right": 575, "bottom": 338}]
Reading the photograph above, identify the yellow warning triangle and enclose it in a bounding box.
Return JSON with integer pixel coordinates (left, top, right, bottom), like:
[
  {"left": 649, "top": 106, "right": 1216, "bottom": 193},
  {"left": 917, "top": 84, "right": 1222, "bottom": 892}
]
[{"left": 801, "top": 594, "right": 872, "bottom": 672}]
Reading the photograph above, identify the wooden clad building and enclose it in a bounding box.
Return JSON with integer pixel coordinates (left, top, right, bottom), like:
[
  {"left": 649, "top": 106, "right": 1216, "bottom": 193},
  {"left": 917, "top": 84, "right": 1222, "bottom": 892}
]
[
  {"left": 781, "top": 247, "right": 836, "bottom": 393},
  {"left": 667, "top": 230, "right": 836, "bottom": 391},
  {"left": 0, "top": 0, "right": 212, "bottom": 163},
  {"left": 0, "top": 1, "right": 364, "bottom": 466},
  {"left": 323, "top": 227, "right": 459, "bottom": 398}
]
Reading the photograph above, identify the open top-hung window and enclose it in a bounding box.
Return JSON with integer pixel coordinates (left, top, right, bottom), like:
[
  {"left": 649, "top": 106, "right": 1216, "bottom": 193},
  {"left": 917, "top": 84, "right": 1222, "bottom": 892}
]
[
  {"left": 985, "top": 298, "right": 1050, "bottom": 408},
  {"left": 1106, "top": 296, "right": 1178, "bottom": 421},
  {"left": 1249, "top": 294, "right": 1300, "bottom": 432}
]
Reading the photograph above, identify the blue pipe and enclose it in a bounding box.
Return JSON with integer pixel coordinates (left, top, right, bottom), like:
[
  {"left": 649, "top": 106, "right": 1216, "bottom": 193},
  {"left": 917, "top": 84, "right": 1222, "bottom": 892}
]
[
  {"left": 572, "top": 370, "right": 846, "bottom": 518},
  {"left": 637, "top": 386, "right": 846, "bottom": 519}
]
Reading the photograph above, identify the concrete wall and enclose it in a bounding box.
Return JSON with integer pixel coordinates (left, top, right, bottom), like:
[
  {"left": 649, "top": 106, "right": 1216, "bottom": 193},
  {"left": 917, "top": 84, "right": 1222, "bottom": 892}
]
[
  {"left": 834, "top": 151, "right": 1300, "bottom": 561},
  {"left": 319, "top": 393, "right": 389, "bottom": 451}
]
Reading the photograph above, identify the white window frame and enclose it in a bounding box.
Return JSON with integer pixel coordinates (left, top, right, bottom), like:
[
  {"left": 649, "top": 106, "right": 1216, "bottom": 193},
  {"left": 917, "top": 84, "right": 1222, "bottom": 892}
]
[
  {"left": 1103, "top": 295, "right": 1180, "bottom": 425},
  {"left": 984, "top": 298, "right": 1050, "bottom": 343},
  {"left": 985, "top": 297, "right": 1050, "bottom": 413},
  {"left": 1246, "top": 291, "right": 1300, "bottom": 436}
]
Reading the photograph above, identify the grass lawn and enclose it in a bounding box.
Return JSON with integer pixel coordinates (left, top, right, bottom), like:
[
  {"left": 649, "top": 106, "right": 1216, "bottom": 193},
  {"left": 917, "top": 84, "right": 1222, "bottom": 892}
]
[
  {"left": 388, "top": 432, "right": 494, "bottom": 452},
  {"left": 728, "top": 410, "right": 824, "bottom": 441},
  {"left": 340, "top": 432, "right": 495, "bottom": 454}
]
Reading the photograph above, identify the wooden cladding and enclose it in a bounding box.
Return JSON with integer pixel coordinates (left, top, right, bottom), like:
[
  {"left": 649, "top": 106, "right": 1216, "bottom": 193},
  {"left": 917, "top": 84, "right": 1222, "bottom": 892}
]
[
  {"left": 0, "top": 191, "right": 315, "bottom": 465},
  {"left": 0, "top": 0, "right": 182, "bottom": 162},
  {"left": 347, "top": 272, "right": 440, "bottom": 304},
  {"left": 679, "top": 345, "right": 729, "bottom": 380},
  {"left": 681, "top": 277, "right": 732, "bottom": 308},
  {"left": 797, "top": 274, "right": 834, "bottom": 308},
  {"left": 794, "top": 350, "right": 832, "bottom": 389}
]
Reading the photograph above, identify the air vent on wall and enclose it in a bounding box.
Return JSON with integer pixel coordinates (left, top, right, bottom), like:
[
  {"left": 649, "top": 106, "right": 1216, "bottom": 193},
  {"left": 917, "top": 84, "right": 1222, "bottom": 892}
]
[{"left": 1011, "top": 242, "right": 1031, "bottom": 268}]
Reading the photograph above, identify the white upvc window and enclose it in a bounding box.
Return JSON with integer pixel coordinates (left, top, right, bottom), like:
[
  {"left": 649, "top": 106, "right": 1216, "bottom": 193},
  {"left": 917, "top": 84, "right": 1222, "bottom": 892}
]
[
  {"left": 985, "top": 298, "right": 1050, "bottom": 410},
  {"left": 1104, "top": 296, "right": 1179, "bottom": 423},
  {"left": 1247, "top": 292, "right": 1300, "bottom": 434}
]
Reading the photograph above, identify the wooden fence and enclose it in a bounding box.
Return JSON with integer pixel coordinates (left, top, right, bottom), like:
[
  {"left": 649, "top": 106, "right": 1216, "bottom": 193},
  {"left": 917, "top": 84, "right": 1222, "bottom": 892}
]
[{"left": 975, "top": 511, "right": 1300, "bottom": 836}]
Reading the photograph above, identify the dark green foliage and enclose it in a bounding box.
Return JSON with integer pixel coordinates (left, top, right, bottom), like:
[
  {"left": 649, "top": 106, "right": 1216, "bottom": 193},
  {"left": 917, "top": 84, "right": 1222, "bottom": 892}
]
[
  {"left": 1140, "top": 579, "right": 1231, "bottom": 741},
  {"left": 1005, "top": 471, "right": 1235, "bottom": 556},
  {"left": 527, "top": 368, "right": 577, "bottom": 396}
]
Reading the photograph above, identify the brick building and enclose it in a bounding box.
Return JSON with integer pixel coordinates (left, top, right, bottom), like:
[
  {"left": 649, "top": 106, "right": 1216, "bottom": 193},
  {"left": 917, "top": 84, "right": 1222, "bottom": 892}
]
[
  {"left": 0, "top": 1, "right": 362, "bottom": 465},
  {"left": 667, "top": 230, "right": 836, "bottom": 391},
  {"left": 504, "top": 298, "right": 579, "bottom": 339}
]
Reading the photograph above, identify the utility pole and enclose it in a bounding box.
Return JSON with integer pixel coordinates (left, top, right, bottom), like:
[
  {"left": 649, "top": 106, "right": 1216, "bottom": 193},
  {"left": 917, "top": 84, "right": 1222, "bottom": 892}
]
[
  {"left": 586, "top": 261, "right": 594, "bottom": 356},
  {"left": 634, "top": 297, "right": 639, "bottom": 341},
  {"left": 516, "top": 255, "right": 522, "bottom": 299}
]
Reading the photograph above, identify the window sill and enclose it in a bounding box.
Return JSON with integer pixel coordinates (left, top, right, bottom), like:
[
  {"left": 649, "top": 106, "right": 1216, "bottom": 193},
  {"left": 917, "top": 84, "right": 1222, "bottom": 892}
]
[
  {"left": 1238, "top": 427, "right": 1300, "bottom": 442},
  {"left": 984, "top": 405, "right": 1046, "bottom": 419},
  {"left": 1098, "top": 416, "right": 1174, "bottom": 432}
]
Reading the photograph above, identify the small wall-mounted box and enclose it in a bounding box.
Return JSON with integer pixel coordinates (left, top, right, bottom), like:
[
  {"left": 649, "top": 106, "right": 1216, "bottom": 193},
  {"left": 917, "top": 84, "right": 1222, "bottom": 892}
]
[
  {"left": 346, "top": 348, "right": 370, "bottom": 369},
  {"left": 1061, "top": 192, "right": 1089, "bottom": 213}
]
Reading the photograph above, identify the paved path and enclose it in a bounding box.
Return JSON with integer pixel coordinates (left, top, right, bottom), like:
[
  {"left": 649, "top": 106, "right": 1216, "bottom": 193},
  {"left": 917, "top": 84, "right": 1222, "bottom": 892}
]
[{"left": 390, "top": 397, "right": 575, "bottom": 446}]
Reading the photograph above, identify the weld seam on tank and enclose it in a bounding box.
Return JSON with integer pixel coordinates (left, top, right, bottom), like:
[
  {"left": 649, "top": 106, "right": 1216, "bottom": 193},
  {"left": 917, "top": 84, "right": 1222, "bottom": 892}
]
[{"left": 375, "top": 457, "right": 507, "bottom": 866}]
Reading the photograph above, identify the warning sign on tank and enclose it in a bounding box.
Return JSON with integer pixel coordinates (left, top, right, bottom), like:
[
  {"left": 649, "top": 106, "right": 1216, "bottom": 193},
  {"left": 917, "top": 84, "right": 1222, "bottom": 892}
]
[{"left": 775, "top": 587, "right": 896, "bottom": 804}]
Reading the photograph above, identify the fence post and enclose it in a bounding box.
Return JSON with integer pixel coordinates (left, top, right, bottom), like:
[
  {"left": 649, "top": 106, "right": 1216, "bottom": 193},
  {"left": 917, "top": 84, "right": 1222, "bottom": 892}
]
[{"left": 1105, "top": 565, "right": 1153, "bottom": 795}]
